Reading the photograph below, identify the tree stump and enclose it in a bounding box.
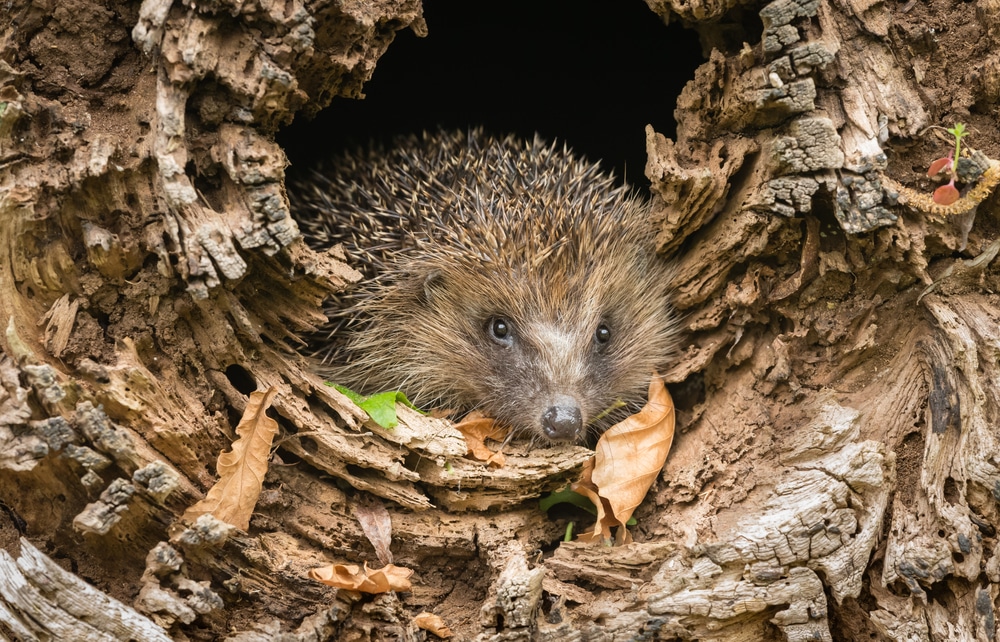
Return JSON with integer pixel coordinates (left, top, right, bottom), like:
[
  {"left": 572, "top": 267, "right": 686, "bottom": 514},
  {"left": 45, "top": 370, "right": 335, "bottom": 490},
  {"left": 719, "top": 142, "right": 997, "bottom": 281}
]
[{"left": 1, "top": 0, "right": 999, "bottom": 640}]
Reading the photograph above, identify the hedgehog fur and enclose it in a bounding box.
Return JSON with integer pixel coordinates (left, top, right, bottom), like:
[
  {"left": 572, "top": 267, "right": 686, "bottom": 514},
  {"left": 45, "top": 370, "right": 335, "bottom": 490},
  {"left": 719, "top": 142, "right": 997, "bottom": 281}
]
[{"left": 290, "top": 129, "right": 679, "bottom": 443}]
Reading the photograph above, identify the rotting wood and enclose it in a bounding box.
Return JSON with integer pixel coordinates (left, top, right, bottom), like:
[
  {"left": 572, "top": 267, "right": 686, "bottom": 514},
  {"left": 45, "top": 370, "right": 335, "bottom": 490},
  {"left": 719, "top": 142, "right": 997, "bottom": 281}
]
[
  {"left": 1, "top": 0, "right": 1000, "bottom": 639},
  {"left": 0, "top": 538, "right": 172, "bottom": 641}
]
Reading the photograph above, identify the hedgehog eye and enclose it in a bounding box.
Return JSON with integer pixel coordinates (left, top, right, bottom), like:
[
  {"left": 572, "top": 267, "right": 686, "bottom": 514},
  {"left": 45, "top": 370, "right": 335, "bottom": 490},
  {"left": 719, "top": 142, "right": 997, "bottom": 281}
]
[
  {"left": 487, "top": 317, "right": 513, "bottom": 346},
  {"left": 594, "top": 323, "right": 612, "bottom": 345}
]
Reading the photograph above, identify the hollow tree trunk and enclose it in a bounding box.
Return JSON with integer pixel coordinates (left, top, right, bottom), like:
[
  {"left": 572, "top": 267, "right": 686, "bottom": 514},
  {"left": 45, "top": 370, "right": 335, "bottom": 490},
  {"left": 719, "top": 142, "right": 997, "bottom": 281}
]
[{"left": 1, "top": 0, "right": 999, "bottom": 640}]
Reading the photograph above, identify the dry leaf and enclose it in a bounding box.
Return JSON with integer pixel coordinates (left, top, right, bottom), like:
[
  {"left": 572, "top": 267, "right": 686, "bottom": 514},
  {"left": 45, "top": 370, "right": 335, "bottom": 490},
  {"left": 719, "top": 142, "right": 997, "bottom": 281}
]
[
  {"left": 308, "top": 562, "right": 413, "bottom": 593},
  {"left": 428, "top": 407, "right": 459, "bottom": 419},
  {"left": 570, "top": 458, "right": 612, "bottom": 541},
  {"left": 574, "top": 374, "right": 675, "bottom": 545},
  {"left": 182, "top": 387, "right": 279, "bottom": 530},
  {"left": 353, "top": 495, "right": 394, "bottom": 565},
  {"left": 454, "top": 411, "right": 510, "bottom": 467},
  {"left": 414, "top": 611, "right": 453, "bottom": 638}
]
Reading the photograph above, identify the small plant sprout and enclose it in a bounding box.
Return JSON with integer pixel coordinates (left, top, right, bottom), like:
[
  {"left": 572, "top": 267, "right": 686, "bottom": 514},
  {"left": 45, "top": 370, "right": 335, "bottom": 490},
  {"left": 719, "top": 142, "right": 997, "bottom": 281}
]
[
  {"left": 881, "top": 122, "right": 1000, "bottom": 217},
  {"left": 926, "top": 122, "right": 970, "bottom": 206}
]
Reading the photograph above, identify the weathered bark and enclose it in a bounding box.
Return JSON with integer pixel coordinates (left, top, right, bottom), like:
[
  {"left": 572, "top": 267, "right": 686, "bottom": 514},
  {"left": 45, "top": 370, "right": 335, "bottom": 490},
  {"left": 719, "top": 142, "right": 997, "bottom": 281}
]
[{"left": 2, "top": 0, "right": 1000, "bottom": 640}]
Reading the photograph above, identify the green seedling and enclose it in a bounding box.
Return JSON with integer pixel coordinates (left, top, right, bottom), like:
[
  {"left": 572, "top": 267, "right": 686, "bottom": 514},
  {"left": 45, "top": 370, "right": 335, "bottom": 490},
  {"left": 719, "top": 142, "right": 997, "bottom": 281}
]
[{"left": 926, "top": 122, "right": 969, "bottom": 206}]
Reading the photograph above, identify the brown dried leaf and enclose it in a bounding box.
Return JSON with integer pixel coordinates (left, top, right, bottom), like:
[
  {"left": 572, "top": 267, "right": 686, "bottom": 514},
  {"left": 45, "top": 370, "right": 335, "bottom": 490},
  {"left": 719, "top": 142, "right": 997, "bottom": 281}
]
[
  {"left": 414, "top": 611, "right": 453, "bottom": 638},
  {"left": 308, "top": 562, "right": 413, "bottom": 593},
  {"left": 454, "top": 411, "right": 510, "bottom": 467},
  {"left": 353, "top": 495, "right": 394, "bottom": 566},
  {"left": 428, "top": 407, "right": 459, "bottom": 419},
  {"left": 182, "top": 387, "right": 279, "bottom": 530},
  {"left": 574, "top": 375, "right": 675, "bottom": 545},
  {"left": 570, "top": 458, "right": 613, "bottom": 542}
]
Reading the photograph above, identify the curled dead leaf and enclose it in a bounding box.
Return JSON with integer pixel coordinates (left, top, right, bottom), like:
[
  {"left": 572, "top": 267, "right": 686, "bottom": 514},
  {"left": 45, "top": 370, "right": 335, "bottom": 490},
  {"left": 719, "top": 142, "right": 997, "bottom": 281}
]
[
  {"left": 353, "top": 495, "right": 394, "bottom": 566},
  {"left": 414, "top": 611, "right": 453, "bottom": 638},
  {"left": 308, "top": 562, "right": 413, "bottom": 593},
  {"left": 572, "top": 374, "right": 675, "bottom": 545},
  {"left": 454, "top": 411, "right": 510, "bottom": 467},
  {"left": 182, "top": 387, "right": 279, "bottom": 530}
]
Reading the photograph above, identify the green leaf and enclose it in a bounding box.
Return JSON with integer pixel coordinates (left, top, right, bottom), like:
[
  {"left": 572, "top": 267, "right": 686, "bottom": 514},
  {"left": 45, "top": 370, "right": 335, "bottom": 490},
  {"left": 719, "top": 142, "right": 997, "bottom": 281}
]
[
  {"left": 948, "top": 123, "right": 969, "bottom": 163},
  {"left": 328, "top": 384, "right": 422, "bottom": 429},
  {"left": 333, "top": 384, "right": 366, "bottom": 406},
  {"left": 540, "top": 487, "right": 598, "bottom": 515},
  {"left": 356, "top": 391, "right": 405, "bottom": 428}
]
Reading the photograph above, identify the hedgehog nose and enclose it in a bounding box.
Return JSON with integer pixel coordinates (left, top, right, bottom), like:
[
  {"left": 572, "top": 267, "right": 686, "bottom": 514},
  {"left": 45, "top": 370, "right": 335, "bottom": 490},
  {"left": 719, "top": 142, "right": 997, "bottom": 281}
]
[{"left": 541, "top": 399, "right": 583, "bottom": 442}]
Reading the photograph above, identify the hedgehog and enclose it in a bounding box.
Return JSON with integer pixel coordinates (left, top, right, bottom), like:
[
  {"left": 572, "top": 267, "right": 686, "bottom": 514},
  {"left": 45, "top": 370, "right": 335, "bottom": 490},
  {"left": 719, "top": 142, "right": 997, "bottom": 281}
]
[{"left": 290, "top": 129, "right": 679, "bottom": 443}]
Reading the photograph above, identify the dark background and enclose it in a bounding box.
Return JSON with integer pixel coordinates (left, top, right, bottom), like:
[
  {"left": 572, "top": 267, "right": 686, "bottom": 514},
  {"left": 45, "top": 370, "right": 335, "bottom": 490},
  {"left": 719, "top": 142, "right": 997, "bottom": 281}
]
[{"left": 279, "top": 0, "right": 705, "bottom": 187}]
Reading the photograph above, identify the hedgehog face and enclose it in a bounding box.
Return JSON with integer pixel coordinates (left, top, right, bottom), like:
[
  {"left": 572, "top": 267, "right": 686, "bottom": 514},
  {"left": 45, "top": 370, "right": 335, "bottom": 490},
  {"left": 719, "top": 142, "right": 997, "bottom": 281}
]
[
  {"left": 388, "top": 252, "right": 678, "bottom": 444},
  {"left": 480, "top": 314, "right": 603, "bottom": 442}
]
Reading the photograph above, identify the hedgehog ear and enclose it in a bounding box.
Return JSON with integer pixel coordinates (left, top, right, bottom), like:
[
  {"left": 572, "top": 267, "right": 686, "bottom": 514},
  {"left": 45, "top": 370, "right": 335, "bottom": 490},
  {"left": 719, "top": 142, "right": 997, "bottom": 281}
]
[{"left": 421, "top": 269, "right": 446, "bottom": 305}]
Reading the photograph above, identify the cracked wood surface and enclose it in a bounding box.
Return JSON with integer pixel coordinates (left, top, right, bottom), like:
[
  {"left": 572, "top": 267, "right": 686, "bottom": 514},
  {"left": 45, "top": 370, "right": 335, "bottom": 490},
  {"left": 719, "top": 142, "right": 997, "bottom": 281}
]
[{"left": 1, "top": 0, "right": 1000, "bottom": 639}]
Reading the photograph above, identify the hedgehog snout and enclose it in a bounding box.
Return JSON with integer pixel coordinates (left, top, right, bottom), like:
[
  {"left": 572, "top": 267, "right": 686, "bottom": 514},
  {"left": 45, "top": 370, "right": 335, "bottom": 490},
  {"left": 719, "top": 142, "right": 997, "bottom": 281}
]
[{"left": 539, "top": 394, "right": 584, "bottom": 442}]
